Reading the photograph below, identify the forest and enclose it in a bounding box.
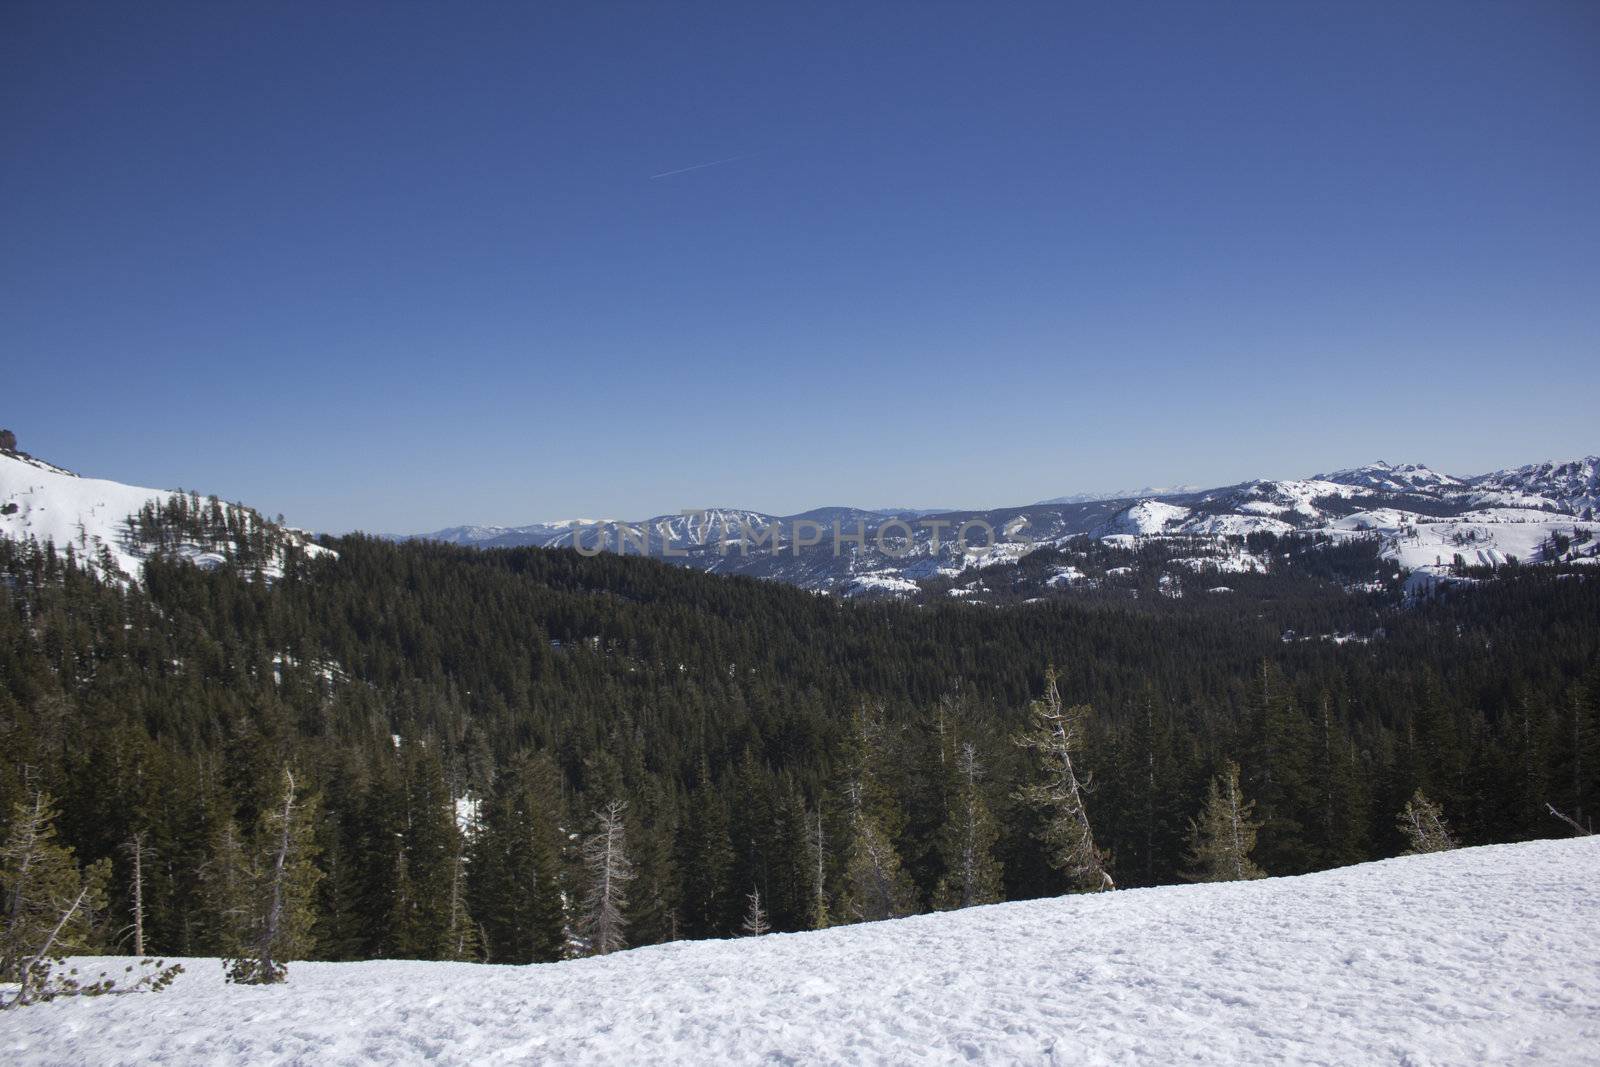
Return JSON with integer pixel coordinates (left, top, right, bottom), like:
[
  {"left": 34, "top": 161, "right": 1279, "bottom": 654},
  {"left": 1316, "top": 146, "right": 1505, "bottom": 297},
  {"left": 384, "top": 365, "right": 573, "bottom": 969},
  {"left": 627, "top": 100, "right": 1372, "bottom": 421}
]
[{"left": 1, "top": 532, "right": 1596, "bottom": 980}]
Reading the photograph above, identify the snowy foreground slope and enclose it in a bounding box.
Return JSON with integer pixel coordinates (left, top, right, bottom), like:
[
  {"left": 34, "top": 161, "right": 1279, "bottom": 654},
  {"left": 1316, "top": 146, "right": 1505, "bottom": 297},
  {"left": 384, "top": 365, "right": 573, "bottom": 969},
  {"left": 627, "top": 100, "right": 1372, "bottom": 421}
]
[{"left": 9, "top": 840, "right": 1598, "bottom": 1066}]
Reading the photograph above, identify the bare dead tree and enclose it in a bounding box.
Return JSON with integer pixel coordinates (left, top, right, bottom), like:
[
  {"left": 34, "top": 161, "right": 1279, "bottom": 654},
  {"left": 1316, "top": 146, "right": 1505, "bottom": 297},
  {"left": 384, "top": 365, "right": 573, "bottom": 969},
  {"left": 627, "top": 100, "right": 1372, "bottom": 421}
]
[
  {"left": 741, "top": 886, "right": 770, "bottom": 936},
  {"left": 122, "top": 833, "right": 154, "bottom": 957},
  {"left": 1546, "top": 803, "right": 1594, "bottom": 837},
  {"left": 579, "top": 800, "right": 635, "bottom": 956}
]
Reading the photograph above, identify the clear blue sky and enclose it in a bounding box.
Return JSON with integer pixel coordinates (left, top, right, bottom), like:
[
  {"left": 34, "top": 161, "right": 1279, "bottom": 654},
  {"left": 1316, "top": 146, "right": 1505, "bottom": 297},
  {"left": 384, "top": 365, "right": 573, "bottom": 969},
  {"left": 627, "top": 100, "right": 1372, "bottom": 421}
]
[{"left": 5, "top": 1, "right": 1596, "bottom": 532}]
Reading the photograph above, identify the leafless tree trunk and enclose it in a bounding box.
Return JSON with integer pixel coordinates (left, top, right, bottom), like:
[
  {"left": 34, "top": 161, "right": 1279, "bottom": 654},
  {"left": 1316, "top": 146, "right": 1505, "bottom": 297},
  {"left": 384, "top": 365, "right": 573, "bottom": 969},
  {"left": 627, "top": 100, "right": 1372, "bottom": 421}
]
[
  {"left": 1546, "top": 803, "right": 1593, "bottom": 837},
  {"left": 123, "top": 833, "right": 151, "bottom": 957},
  {"left": 811, "top": 806, "right": 827, "bottom": 929}
]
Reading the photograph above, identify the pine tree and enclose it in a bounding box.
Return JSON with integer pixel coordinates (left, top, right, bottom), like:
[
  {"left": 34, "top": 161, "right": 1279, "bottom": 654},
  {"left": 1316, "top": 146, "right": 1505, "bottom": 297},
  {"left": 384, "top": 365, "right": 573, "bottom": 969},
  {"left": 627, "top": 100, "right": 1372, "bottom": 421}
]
[
  {"left": 1397, "top": 790, "right": 1458, "bottom": 855},
  {"left": 762, "top": 775, "right": 815, "bottom": 932},
  {"left": 1242, "top": 662, "right": 1317, "bottom": 874},
  {"left": 224, "top": 768, "right": 322, "bottom": 984},
  {"left": 625, "top": 776, "right": 679, "bottom": 947},
  {"left": 677, "top": 762, "right": 734, "bottom": 938},
  {"left": 933, "top": 742, "right": 1003, "bottom": 909},
  {"left": 440, "top": 840, "right": 480, "bottom": 962},
  {"left": 1014, "top": 667, "right": 1113, "bottom": 891},
  {"left": 470, "top": 767, "right": 566, "bottom": 966},
  {"left": 1, "top": 793, "right": 111, "bottom": 990},
  {"left": 840, "top": 706, "right": 918, "bottom": 922},
  {"left": 579, "top": 799, "right": 634, "bottom": 956},
  {"left": 383, "top": 744, "right": 460, "bottom": 958},
  {"left": 467, "top": 755, "right": 565, "bottom": 963},
  {"left": 1308, "top": 692, "right": 1369, "bottom": 869},
  {"left": 1107, "top": 687, "right": 1193, "bottom": 888},
  {"left": 1552, "top": 670, "right": 1599, "bottom": 833},
  {"left": 1185, "top": 761, "right": 1266, "bottom": 881},
  {"left": 199, "top": 816, "right": 251, "bottom": 957},
  {"left": 740, "top": 886, "right": 770, "bottom": 936}
]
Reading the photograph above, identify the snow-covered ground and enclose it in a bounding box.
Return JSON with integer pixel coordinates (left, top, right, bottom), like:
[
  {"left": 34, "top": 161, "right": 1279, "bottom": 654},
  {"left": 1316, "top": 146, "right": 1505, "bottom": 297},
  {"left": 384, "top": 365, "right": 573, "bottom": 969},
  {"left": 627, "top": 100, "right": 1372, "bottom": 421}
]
[{"left": 7, "top": 838, "right": 1597, "bottom": 1065}]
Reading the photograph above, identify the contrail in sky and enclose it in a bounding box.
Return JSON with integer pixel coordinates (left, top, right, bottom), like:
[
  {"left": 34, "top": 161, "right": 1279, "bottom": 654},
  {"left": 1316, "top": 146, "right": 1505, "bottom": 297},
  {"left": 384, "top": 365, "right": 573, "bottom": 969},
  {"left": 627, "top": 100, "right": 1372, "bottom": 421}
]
[{"left": 650, "top": 153, "right": 750, "bottom": 180}]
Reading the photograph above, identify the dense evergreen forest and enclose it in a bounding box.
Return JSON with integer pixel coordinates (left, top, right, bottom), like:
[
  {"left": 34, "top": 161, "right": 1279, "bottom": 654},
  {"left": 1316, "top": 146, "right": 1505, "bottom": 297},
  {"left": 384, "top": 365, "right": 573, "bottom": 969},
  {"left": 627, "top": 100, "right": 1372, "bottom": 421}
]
[{"left": 1, "top": 533, "right": 1596, "bottom": 971}]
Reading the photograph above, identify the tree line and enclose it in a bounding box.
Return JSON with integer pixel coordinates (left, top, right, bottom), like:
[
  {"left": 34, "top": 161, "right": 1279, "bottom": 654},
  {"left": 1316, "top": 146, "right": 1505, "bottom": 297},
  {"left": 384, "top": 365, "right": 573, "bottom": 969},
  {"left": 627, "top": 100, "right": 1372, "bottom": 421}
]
[{"left": 1, "top": 532, "right": 1596, "bottom": 985}]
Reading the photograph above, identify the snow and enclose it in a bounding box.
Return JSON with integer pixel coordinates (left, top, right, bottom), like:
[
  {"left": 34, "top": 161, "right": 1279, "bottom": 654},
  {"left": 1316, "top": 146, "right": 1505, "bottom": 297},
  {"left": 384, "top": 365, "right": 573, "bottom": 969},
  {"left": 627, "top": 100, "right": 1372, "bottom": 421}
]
[
  {"left": 8, "top": 838, "right": 1597, "bottom": 1065},
  {"left": 1045, "top": 565, "right": 1087, "bottom": 587},
  {"left": 1171, "top": 552, "right": 1267, "bottom": 575},
  {"left": 1321, "top": 461, "right": 1465, "bottom": 494},
  {"left": 1104, "top": 499, "right": 1191, "bottom": 535},
  {"left": 1241, "top": 478, "right": 1360, "bottom": 519},
  {"left": 1, "top": 451, "right": 179, "bottom": 577},
  {"left": 0, "top": 451, "right": 328, "bottom": 580},
  {"left": 841, "top": 570, "right": 921, "bottom": 597},
  {"left": 1180, "top": 513, "right": 1295, "bottom": 537}
]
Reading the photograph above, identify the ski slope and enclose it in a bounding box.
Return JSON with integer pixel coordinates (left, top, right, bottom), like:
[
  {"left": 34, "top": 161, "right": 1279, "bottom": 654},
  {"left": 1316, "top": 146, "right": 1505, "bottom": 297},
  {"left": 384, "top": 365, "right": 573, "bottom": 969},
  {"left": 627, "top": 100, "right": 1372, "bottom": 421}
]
[{"left": 7, "top": 838, "right": 1597, "bottom": 1065}]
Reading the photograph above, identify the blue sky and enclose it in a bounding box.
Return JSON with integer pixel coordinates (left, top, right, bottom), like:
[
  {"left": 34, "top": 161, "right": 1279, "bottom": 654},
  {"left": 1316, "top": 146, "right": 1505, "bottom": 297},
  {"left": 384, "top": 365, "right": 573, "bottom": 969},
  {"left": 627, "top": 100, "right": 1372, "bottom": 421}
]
[{"left": 5, "top": 2, "right": 1596, "bottom": 532}]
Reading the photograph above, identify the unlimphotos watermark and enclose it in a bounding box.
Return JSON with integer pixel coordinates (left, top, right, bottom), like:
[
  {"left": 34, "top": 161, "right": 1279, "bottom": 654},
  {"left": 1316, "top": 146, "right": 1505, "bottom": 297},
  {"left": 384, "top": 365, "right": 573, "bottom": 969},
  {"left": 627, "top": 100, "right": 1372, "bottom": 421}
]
[{"left": 566, "top": 511, "right": 1037, "bottom": 559}]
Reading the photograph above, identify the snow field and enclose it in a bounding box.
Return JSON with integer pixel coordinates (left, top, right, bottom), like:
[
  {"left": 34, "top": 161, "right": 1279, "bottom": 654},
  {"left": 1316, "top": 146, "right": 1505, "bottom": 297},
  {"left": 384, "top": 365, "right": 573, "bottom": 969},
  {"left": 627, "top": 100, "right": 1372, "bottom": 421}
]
[{"left": 6, "top": 838, "right": 1597, "bottom": 1065}]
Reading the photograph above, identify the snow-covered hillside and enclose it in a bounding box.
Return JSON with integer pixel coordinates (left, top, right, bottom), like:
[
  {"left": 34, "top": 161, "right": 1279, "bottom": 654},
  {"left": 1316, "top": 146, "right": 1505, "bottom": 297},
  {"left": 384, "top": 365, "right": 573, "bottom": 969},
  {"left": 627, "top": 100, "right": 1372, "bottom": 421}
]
[
  {"left": 0, "top": 449, "right": 329, "bottom": 580},
  {"left": 8, "top": 838, "right": 1597, "bottom": 1065}
]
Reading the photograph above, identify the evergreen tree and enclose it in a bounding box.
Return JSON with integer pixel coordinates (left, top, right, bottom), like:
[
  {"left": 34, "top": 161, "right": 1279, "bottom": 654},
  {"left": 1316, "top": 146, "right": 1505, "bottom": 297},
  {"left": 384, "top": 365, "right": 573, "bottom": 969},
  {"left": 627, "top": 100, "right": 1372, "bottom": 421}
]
[
  {"left": 1551, "top": 671, "right": 1599, "bottom": 833},
  {"left": 1105, "top": 688, "right": 1195, "bottom": 888},
  {"left": 1242, "top": 662, "right": 1316, "bottom": 874},
  {"left": 840, "top": 706, "right": 918, "bottom": 922},
  {"left": 1, "top": 793, "right": 110, "bottom": 984},
  {"left": 467, "top": 755, "right": 565, "bottom": 963},
  {"left": 1307, "top": 692, "right": 1369, "bottom": 869},
  {"left": 224, "top": 768, "right": 321, "bottom": 985},
  {"left": 933, "top": 742, "right": 1003, "bottom": 909},
  {"left": 199, "top": 816, "right": 251, "bottom": 958},
  {"left": 1014, "top": 668, "right": 1113, "bottom": 891},
  {"left": 677, "top": 761, "right": 734, "bottom": 938},
  {"left": 440, "top": 839, "right": 480, "bottom": 961},
  {"left": 394, "top": 744, "right": 460, "bottom": 958},
  {"left": 728, "top": 750, "right": 776, "bottom": 928},
  {"left": 1185, "top": 761, "right": 1266, "bottom": 882},
  {"left": 762, "top": 776, "right": 815, "bottom": 932},
  {"left": 625, "top": 776, "right": 680, "bottom": 947}
]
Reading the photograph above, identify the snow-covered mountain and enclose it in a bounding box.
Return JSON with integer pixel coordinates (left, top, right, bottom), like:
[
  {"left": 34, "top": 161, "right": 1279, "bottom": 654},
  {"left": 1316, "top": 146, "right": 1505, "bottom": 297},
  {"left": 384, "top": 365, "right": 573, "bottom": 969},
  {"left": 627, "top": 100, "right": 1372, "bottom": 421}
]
[
  {"left": 1318, "top": 460, "right": 1465, "bottom": 494},
  {"left": 1467, "top": 455, "right": 1600, "bottom": 514},
  {"left": 1036, "top": 483, "right": 1204, "bottom": 506},
  {"left": 401, "top": 452, "right": 1600, "bottom": 600},
  {"left": 6, "top": 440, "right": 1594, "bottom": 600},
  {"left": 0, "top": 446, "right": 330, "bottom": 581},
  {"left": 10, "top": 838, "right": 1598, "bottom": 1064}
]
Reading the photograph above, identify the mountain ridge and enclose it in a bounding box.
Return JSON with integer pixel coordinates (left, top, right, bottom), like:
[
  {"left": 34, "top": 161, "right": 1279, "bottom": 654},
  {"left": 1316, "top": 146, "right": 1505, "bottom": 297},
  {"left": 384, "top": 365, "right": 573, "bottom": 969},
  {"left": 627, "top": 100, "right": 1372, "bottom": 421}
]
[{"left": 5, "top": 442, "right": 1595, "bottom": 598}]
